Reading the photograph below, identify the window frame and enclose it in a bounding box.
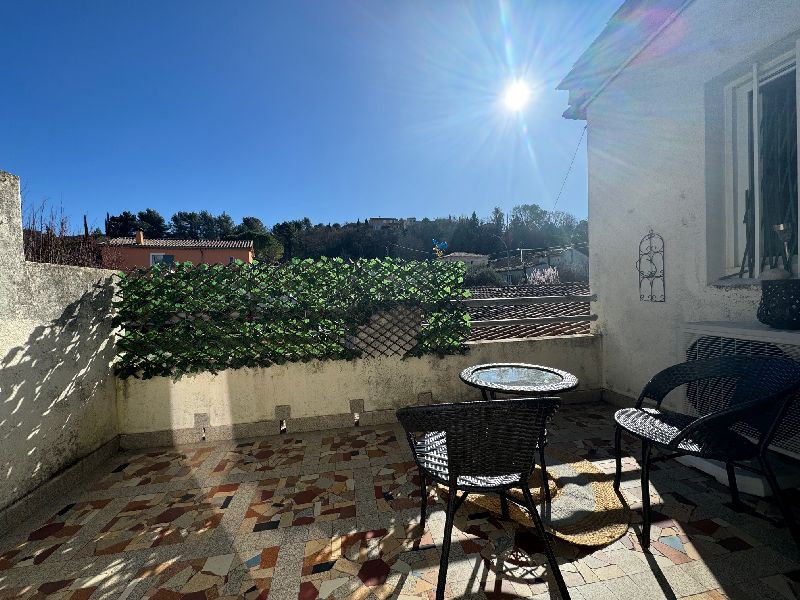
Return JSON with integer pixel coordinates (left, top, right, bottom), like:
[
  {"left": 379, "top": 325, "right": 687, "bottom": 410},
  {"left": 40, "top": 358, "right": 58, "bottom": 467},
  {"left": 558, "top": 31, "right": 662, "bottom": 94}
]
[
  {"left": 723, "top": 41, "right": 800, "bottom": 278},
  {"left": 149, "top": 252, "right": 175, "bottom": 266}
]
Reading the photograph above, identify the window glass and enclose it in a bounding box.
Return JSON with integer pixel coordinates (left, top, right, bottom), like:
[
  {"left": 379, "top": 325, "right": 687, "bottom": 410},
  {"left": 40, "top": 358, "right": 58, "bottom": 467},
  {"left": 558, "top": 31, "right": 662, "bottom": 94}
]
[
  {"left": 726, "top": 60, "right": 798, "bottom": 279},
  {"left": 151, "top": 254, "right": 175, "bottom": 266}
]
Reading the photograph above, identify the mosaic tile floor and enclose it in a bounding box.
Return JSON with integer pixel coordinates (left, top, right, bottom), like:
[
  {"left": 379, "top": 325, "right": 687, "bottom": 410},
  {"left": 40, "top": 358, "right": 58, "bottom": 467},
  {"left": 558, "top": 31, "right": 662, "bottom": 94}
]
[
  {"left": 241, "top": 472, "right": 356, "bottom": 533},
  {"left": 1, "top": 402, "right": 798, "bottom": 600}
]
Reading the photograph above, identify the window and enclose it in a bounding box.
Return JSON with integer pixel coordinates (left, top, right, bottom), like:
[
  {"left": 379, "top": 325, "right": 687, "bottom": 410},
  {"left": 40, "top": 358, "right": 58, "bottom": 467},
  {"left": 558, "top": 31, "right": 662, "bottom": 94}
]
[
  {"left": 725, "top": 45, "right": 799, "bottom": 278},
  {"left": 150, "top": 253, "right": 175, "bottom": 266}
]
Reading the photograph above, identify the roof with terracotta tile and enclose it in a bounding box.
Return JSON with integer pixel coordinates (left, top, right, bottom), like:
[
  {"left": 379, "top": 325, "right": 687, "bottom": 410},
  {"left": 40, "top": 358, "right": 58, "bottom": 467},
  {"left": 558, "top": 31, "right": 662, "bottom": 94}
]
[
  {"left": 104, "top": 237, "right": 253, "bottom": 249},
  {"left": 466, "top": 284, "right": 591, "bottom": 341}
]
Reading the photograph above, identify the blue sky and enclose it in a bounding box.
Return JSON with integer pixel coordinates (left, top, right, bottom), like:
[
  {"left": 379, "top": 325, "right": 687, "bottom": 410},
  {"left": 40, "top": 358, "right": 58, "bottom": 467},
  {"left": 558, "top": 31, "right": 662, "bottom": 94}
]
[{"left": 0, "top": 1, "right": 620, "bottom": 231}]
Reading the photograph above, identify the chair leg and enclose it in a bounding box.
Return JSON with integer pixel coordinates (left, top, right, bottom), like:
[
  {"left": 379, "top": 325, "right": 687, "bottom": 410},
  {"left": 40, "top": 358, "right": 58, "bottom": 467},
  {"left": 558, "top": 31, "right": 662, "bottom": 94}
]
[
  {"left": 418, "top": 469, "right": 427, "bottom": 530},
  {"left": 726, "top": 463, "right": 742, "bottom": 509},
  {"left": 539, "top": 442, "right": 552, "bottom": 505},
  {"left": 640, "top": 441, "right": 652, "bottom": 549},
  {"left": 758, "top": 454, "right": 800, "bottom": 547},
  {"left": 500, "top": 492, "right": 510, "bottom": 519},
  {"left": 521, "top": 486, "right": 571, "bottom": 600},
  {"left": 436, "top": 482, "right": 458, "bottom": 600},
  {"left": 613, "top": 426, "right": 623, "bottom": 490}
]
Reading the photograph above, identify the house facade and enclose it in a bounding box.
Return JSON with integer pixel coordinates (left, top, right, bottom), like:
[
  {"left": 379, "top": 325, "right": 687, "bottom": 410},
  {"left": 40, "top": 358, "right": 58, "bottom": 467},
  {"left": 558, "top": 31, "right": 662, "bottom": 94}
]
[
  {"left": 548, "top": 248, "right": 588, "bottom": 278},
  {"left": 493, "top": 248, "right": 589, "bottom": 284},
  {"left": 495, "top": 264, "right": 526, "bottom": 285},
  {"left": 559, "top": 0, "right": 800, "bottom": 401},
  {"left": 528, "top": 248, "right": 589, "bottom": 281},
  {"left": 102, "top": 231, "right": 253, "bottom": 269},
  {"left": 368, "top": 217, "right": 407, "bottom": 231}
]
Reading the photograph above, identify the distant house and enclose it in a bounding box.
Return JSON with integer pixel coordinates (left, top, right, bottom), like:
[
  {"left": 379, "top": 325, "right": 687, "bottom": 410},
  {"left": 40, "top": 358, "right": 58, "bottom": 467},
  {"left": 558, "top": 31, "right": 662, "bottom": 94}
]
[
  {"left": 490, "top": 248, "right": 589, "bottom": 284},
  {"left": 102, "top": 230, "right": 253, "bottom": 269},
  {"left": 438, "top": 252, "right": 490, "bottom": 266},
  {"left": 494, "top": 264, "right": 526, "bottom": 285},
  {"left": 368, "top": 217, "right": 401, "bottom": 231},
  {"left": 368, "top": 217, "right": 413, "bottom": 231},
  {"left": 531, "top": 248, "right": 589, "bottom": 279}
]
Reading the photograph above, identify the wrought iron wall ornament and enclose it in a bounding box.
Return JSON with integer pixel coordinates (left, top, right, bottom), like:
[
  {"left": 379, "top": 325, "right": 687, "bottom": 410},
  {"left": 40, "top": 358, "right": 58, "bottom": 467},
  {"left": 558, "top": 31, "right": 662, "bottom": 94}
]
[{"left": 637, "top": 229, "right": 665, "bottom": 302}]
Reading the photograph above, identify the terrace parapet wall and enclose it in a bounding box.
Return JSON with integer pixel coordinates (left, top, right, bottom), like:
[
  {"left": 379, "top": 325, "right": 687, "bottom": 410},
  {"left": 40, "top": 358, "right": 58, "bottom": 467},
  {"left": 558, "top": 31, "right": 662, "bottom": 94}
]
[
  {"left": 116, "top": 335, "right": 602, "bottom": 449},
  {"left": 0, "top": 171, "right": 118, "bottom": 517}
]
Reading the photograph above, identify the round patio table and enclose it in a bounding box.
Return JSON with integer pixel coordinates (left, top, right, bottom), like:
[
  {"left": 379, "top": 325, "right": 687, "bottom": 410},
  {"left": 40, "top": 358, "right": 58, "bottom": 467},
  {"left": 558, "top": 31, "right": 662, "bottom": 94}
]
[
  {"left": 459, "top": 362, "right": 578, "bottom": 400},
  {"left": 459, "top": 363, "right": 578, "bottom": 508}
]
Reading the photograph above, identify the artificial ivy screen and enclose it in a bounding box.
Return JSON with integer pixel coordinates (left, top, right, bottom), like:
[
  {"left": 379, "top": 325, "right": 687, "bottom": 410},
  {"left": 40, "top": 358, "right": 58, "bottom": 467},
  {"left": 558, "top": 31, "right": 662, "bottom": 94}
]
[{"left": 113, "top": 257, "right": 471, "bottom": 379}]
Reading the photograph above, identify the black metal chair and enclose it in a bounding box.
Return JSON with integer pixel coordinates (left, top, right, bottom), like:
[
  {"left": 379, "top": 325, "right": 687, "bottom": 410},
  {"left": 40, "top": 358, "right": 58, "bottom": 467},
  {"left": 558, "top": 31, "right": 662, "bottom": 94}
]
[
  {"left": 613, "top": 356, "right": 800, "bottom": 549},
  {"left": 397, "top": 398, "right": 570, "bottom": 600}
]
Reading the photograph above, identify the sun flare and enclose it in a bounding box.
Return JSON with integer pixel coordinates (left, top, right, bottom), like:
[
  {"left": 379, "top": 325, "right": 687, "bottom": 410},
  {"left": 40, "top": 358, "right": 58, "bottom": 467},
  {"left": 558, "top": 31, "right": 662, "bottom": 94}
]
[{"left": 503, "top": 79, "right": 532, "bottom": 112}]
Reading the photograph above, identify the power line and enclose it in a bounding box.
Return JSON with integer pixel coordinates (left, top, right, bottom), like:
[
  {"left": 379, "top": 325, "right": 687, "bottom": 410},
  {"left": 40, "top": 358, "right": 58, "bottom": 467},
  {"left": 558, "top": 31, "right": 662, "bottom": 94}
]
[
  {"left": 552, "top": 125, "right": 587, "bottom": 210},
  {"left": 387, "top": 242, "right": 433, "bottom": 257},
  {"left": 515, "top": 242, "right": 588, "bottom": 254}
]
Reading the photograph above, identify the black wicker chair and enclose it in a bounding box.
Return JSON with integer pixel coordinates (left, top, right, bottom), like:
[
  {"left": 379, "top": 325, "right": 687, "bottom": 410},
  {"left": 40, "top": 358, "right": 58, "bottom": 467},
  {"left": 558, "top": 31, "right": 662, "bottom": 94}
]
[
  {"left": 397, "top": 398, "right": 570, "bottom": 600},
  {"left": 613, "top": 356, "right": 800, "bottom": 549}
]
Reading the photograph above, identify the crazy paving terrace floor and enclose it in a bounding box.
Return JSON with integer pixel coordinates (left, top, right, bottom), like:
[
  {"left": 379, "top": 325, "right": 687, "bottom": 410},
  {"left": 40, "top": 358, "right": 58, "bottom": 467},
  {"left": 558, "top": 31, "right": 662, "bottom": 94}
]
[{"left": 1, "top": 402, "right": 799, "bottom": 600}]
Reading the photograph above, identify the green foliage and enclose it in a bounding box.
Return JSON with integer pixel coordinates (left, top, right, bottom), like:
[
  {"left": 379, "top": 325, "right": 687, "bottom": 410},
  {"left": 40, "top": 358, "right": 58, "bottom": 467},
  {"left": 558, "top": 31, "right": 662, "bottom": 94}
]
[
  {"left": 572, "top": 219, "right": 588, "bottom": 245},
  {"left": 233, "top": 216, "right": 284, "bottom": 262},
  {"left": 105, "top": 211, "right": 139, "bottom": 237},
  {"left": 252, "top": 233, "right": 284, "bottom": 263},
  {"left": 137, "top": 208, "right": 169, "bottom": 238},
  {"left": 273, "top": 219, "right": 312, "bottom": 259},
  {"left": 463, "top": 264, "right": 504, "bottom": 287},
  {"left": 490, "top": 206, "right": 505, "bottom": 232},
  {"left": 113, "top": 258, "right": 470, "bottom": 380},
  {"left": 169, "top": 210, "right": 236, "bottom": 239},
  {"left": 236, "top": 216, "right": 270, "bottom": 237}
]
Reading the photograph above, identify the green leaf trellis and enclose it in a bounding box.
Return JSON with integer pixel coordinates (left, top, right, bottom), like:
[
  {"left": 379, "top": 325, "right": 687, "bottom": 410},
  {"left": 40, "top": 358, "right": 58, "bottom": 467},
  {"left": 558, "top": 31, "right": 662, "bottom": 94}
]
[{"left": 112, "top": 257, "right": 471, "bottom": 380}]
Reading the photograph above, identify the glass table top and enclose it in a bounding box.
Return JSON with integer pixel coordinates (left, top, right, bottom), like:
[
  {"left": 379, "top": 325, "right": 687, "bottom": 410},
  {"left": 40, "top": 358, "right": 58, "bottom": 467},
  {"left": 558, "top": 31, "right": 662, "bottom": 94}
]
[
  {"left": 472, "top": 365, "right": 563, "bottom": 387},
  {"left": 459, "top": 363, "right": 578, "bottom": 393}
]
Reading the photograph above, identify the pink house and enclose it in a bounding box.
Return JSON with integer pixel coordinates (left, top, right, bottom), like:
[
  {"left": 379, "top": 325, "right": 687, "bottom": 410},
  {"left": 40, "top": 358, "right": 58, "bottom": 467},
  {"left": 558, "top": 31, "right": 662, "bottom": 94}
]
[{"left": 102, "top": 230, "right": 253, "bottom": 269}]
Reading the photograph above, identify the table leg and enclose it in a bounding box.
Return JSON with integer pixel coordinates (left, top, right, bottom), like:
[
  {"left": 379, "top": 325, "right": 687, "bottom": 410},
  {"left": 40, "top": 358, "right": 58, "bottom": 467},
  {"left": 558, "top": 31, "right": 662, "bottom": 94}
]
[
  {"left": 539, "top": 441, "right": 551, "bottom": 506},
  {"left": 499, "top": 493, "right": 510, "bottom": 519}
]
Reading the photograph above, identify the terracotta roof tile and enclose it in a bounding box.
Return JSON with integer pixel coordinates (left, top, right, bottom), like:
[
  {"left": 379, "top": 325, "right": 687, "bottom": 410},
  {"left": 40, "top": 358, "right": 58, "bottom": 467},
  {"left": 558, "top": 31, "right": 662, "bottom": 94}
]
[
  {"left": 466, "top": 284, "right": 591, "bottom": 341},
  {"left": 104, "top": 237, "right": 253, "bottom": 249}
]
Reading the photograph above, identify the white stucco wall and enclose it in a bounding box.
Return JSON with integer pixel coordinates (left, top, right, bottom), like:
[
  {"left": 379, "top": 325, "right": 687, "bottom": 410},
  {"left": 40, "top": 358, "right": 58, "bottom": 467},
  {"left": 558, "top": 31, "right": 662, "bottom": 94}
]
[
  {"left": 0, "top": 171, "right": 118, "bottom": 511},
  {"left": 584, "top": 2, "right": 800, "bottom": 399},
  {"left": 117, "top": 334, "right": 602, "bottom": 439}
]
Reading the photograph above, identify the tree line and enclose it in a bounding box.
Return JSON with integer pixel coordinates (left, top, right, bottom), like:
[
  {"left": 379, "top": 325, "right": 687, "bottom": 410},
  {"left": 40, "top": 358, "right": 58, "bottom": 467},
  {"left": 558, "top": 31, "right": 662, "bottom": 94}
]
[
  {"left": 105, "top": 209, "right": 284, "bottom": 262},
  {"left": 103, "top": 204, "right": 587, "bottom": 263}
]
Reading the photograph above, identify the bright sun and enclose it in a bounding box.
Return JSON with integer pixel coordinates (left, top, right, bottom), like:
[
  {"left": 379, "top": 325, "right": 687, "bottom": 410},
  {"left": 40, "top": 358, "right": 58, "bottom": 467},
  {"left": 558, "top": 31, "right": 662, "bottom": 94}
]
[{"left": 503, "top": 79, "right": 532, "bottom": 112}]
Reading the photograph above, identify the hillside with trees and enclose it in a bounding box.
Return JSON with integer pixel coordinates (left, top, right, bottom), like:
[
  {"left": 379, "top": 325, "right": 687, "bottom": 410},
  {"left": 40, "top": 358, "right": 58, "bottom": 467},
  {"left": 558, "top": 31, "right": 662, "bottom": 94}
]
[{"left": 102, "top": 204, "right": 587, "bottom": 263}]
